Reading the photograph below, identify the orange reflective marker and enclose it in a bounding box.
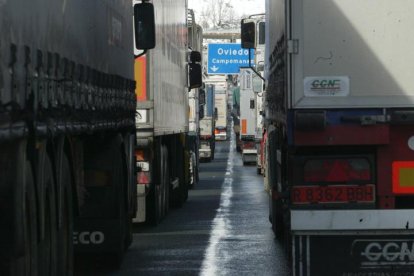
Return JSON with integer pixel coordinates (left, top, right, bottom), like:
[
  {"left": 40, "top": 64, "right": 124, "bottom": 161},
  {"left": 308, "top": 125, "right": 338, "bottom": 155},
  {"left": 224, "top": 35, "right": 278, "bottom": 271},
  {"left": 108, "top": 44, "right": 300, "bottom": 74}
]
[{"left": 241, "top": 119, "right": 247, "bottom": 135}]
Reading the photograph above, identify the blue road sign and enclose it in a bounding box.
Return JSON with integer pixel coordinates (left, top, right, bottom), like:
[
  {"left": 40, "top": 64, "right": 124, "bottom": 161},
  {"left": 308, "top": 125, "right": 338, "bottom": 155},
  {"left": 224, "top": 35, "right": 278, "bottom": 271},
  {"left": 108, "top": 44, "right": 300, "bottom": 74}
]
[{"left": 207, "top": 43, "right": 254, "bottom": 75}]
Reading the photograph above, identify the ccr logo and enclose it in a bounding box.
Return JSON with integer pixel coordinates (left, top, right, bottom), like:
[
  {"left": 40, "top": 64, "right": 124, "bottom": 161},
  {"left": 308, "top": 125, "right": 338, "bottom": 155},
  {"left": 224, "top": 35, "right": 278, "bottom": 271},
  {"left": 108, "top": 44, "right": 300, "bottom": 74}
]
[
  {"left": 353, "top": 240, "right": 414, "bottom": 266},
  {"left": 73, "top": 231, "right": 105, "bottom": 245},
  {"left": 311, "top": 79, "right": 341, "bottom": 90}
]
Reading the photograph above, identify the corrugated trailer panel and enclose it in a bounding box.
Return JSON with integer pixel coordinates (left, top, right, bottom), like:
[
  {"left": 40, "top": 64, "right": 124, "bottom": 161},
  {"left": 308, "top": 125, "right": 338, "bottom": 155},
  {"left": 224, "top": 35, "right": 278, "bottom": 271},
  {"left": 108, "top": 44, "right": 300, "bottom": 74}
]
[
  {"left": 0, "top": 0, "right": 134, "bottom": 106},
  {"left": 146, "top": 0, "right": 188, "bottom": 136},
  {"left": 292, "top": 0, "right": 414, "bottom": 108}
]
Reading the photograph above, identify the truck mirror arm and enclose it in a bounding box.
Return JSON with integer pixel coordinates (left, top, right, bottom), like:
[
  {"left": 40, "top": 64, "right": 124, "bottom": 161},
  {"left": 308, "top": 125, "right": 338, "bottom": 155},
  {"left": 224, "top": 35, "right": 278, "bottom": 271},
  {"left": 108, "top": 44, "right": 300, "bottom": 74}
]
[{"left": 248, "top": 49, "right": 265, "bottom": 82}]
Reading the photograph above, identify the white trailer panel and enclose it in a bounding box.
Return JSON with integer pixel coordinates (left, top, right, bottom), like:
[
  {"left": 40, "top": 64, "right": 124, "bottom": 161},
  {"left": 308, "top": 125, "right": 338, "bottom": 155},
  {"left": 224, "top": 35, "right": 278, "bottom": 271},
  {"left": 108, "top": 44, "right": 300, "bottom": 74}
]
[
  {"left": 290, "top": 0, "right": 414, "bottom": 109},
  {"left": 143, "top": 0, "right": 188, "bottom": 136},
  {"left": 215, "top": 92, "right": 227, "bottom": 129},
  {"left": 240, "top": 68, "right": 256, "bottom": 138}
]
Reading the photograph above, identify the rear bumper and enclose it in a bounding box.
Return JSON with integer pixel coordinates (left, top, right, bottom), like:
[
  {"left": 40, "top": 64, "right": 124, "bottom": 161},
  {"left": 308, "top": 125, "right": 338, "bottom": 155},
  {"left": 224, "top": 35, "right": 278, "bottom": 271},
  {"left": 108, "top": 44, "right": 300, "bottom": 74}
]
[
  {"left": 291, "top": 209, "right": 414, "bottom": 231},
  {"left": 199, "top": 149, "right": 212, "bottom": 158},
  {"left": 215, "top": 134, "right": 227, "bottom": 141}
]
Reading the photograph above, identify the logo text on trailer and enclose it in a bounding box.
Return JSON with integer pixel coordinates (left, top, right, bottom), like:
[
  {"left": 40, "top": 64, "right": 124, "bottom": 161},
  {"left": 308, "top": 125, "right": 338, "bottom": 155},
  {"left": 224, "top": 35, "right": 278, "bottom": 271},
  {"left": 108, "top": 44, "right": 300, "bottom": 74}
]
[
  {"left": 353, "top": 239, "right": 414, "bottom": 267},
  {"left": 73, "top": 231, "right": 105, "bottom": 245},
  {"left": 304, "top": 76, "right": 350, "bottom": 97}
]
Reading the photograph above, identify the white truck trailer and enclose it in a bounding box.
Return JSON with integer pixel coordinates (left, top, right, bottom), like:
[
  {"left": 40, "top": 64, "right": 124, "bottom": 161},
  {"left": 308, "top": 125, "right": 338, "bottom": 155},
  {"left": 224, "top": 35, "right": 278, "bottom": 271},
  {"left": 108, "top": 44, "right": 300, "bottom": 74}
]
[
  {"left": 134, "top": 0, "right": 202, "bottom": 225},
  {"left": 243, "top": 0, "right": 414, "bottom": 274},
  {"left": 187, "top": 9, "right": 203, "bottom": 187},
  {"left": 199, "top": 84, "right": 216, "bottom": 162},
  {"left": 206, "top": 75, "right": 228, "bottom": 141},
  {"left": 239, "top": 68, "right": 258, "bottom": 165},
  {"left": 214, "top": 91, "right": 228, "bottom": 141}
]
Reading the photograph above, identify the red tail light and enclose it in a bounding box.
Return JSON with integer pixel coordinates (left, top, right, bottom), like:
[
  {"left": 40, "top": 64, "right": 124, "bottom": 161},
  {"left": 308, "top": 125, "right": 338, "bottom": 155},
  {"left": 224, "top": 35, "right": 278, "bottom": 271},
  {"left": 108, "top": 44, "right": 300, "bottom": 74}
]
[
  {"left": 137, "top": 172, "right": 151, "bottom": 184},
  {"left": 242, "top": 141, "right": 256, "bottom": 150},
  {"left": 304, "top": 158, "right": 371, "bottom": 183}
]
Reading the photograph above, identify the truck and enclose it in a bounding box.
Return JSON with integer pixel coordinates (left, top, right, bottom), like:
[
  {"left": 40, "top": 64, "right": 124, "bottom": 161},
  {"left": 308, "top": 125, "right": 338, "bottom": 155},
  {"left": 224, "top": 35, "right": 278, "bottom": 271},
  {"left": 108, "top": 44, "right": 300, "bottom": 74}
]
[
  {"left": 199, "top": 84, "right": 216, "bottom": 162},
  {"left": 231, "top": 85, "right": 242, "bottom": 152},
  {"left": 239, "top": 68, "right": 258, "bottom": 165},
  {"left": 254, "top": 86, "right": 264, "bottom": 174},
  {"left": 187, "top": 9, "right": 203, "bottom": 187},
  {"left": 0, "top": 0, "right": 155, "bottom": 274},
  {"left": 214, "top": 91, "right": 228, "bottom": 141},
  {"left": 134, "top": 0, "right": 202, "bottom": 225},
  {"left": 205, "top": 75, "right": 228, "bottom": 141},
  {"left": 240, "top": 15, "right": 265, "bottom": 169},
  {"left": 244, "top": 0, "right": 414, "bottom": 274}
]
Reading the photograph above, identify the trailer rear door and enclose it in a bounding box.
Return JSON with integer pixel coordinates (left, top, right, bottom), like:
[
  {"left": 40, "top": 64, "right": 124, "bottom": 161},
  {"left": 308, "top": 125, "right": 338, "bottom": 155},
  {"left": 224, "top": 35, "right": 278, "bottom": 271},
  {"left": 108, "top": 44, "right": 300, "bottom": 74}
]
[{"left": 291, "top": 0, "right": 414, "bottom": 109}]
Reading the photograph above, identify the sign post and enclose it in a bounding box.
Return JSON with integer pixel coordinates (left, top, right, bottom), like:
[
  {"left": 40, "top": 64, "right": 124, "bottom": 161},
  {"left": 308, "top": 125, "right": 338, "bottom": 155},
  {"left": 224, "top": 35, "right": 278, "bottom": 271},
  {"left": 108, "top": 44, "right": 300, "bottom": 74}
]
[{"left": 207, "top": 43, "right": 255, "bottom": 75}]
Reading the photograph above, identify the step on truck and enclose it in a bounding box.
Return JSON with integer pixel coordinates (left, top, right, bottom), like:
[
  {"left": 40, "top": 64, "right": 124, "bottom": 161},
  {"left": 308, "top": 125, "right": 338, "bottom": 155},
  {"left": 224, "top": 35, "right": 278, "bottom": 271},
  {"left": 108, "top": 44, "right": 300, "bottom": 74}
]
[
  {"left": 134, "top": 0, "right": 202, "bottom": 225},
  {"left": 199, "top": 84, "right": 216, "bottom": 162},
  {"left": 0, "top": 0, "right": 156, "bottom": 273},
  {"left": 244, "top": 0, "right": 414, "bottom": 275}
]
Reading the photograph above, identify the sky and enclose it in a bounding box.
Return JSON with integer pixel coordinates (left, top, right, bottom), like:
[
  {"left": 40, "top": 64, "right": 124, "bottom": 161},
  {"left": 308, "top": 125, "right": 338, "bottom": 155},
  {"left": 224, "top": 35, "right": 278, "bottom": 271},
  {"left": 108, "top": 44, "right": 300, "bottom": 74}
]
[{"left": 188, "top": 0, "right": 265, "bottom": 23}]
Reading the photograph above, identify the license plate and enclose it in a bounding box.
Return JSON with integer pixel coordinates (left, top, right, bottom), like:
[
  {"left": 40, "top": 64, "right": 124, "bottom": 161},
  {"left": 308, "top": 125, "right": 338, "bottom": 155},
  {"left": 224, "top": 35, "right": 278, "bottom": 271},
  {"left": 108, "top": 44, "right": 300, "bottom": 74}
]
[{"left": 291, "top": 185, "right": 375, "bottom": 204}]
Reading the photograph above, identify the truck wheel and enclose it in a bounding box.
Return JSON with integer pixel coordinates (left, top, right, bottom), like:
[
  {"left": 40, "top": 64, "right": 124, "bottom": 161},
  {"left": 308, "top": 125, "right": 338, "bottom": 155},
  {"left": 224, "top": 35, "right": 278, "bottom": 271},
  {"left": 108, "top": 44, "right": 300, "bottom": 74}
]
[
  {"left": 109, "top": 144, "right": 128, "bottom": 268},
  {"left": 271, "top": 196, "right": 284, "bottom": 240},
  {"left": 38, "top": 154, "right": 58, "bottom": 276},
  {"left": 170, "top": 138, "right": 186, "bottom": 208},
  {"left": 9, "top": 157, "right": 38, "bottom": 276},
  {"left": 147, "top": 143, "right": 163, "bottom": 225},
  {"left": 161, "top": 145, "right": 169, "bottom": 217},
  {"left": 57, "top": 154, "right": 73, "bottom": 276}
]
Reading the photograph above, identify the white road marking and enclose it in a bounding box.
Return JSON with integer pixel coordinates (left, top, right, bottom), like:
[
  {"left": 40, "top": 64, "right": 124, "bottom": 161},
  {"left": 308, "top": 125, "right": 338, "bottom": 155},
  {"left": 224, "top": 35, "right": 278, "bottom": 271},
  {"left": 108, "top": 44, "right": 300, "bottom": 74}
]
[{"left": 201, "top": 129, "right": 235, "bottom": 276}]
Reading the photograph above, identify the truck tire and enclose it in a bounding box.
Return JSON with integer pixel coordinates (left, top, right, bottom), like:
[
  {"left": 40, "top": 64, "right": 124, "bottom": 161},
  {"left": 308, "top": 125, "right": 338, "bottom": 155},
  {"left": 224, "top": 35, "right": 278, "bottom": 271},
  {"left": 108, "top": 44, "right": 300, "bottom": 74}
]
[
  {"left": 57, "top": 154, "right": 73, "bottom": 276},
  {"left": 271, "top": 196, "right": 284, "bottom": 240},
  {"left": 9, "top": 157, "right": 38, "bottom": 276},
  {"left": 161, "top": 145, "right": 170, "bottom": 218},
  {"left": 170, "top": 137, "right": 186, "bottom": 208},
  {"left": 147, "top": 142, "right": 164, "bottom": 225},
  {"left": 38, "top": 153, "right": 58, "bottom": 276},
  {"left": 113, "top": 147, "right": 127, "bottom": 268}
]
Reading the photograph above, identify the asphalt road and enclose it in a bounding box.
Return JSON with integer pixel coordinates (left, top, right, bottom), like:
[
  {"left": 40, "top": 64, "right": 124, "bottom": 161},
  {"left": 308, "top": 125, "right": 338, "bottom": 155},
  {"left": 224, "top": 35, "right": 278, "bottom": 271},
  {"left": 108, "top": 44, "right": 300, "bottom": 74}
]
[{"left": 76, "top": 134, "right": 290, "bottom": 275}]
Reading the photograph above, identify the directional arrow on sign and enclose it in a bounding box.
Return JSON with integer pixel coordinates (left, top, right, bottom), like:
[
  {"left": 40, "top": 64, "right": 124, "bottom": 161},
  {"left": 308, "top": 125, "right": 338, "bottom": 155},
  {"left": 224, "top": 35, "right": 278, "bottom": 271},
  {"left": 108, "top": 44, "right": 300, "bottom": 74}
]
[{"left": 210, "top": 65, "right": 219, "bottom": 72}]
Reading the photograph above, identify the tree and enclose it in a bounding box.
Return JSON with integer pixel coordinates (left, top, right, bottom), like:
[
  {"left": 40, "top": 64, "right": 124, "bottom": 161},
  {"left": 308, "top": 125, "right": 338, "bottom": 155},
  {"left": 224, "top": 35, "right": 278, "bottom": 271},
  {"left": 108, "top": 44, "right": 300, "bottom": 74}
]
[{"left": 199, "top": 0, "right": 239, "bottom": 29}]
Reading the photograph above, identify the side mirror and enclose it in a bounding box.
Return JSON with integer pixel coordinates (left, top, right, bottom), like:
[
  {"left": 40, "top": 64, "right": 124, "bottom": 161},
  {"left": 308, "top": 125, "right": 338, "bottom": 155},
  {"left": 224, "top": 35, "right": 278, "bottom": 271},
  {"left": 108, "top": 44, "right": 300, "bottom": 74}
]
[
  {"left": 241, "top": 19, "right": 256, "bottom": 49},
  {"left": 189, "top": 63, "right": 202, "bottom": 89},
  {"left": 190, "top": 51, "right": 202, "bottom": 63},
  {"left": 199, "top": 106, "right": 205, "bottom": 120},
  {"left": 134, "top": 2, "right": 156, "bottom": 50}
]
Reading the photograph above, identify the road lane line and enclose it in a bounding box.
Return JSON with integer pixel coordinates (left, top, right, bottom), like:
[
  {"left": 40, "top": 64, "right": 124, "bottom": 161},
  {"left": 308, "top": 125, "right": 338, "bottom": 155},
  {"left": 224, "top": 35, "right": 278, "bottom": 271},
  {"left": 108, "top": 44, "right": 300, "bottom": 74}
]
[{"left": 201, "top": 130, "right": 235, "bottom": 276}]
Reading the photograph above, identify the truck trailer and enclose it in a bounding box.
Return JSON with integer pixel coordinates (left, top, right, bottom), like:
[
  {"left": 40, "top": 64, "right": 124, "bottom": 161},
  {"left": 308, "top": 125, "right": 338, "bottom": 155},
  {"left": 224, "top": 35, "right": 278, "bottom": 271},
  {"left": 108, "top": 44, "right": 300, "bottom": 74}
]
[
  {"left": 243, "top": 0, "right": 414, "bottom": 274},
  {"left": 187, "top": 9, "right": 203, "bottom": 187},
  {"left": 199, "top": 84, "right": 216, "bottom": 162},
  {"left": 205, "top": 75, "right": 228, "bottom": 141},
  {"left": 134, "top": 0, "right": 202, "bottom": 225},
  {"left": 0, "top": 0, "right": 155, "bottom": 274},
  {"left": 239, "top": 68, "right": 258, "bottom": 165}
]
